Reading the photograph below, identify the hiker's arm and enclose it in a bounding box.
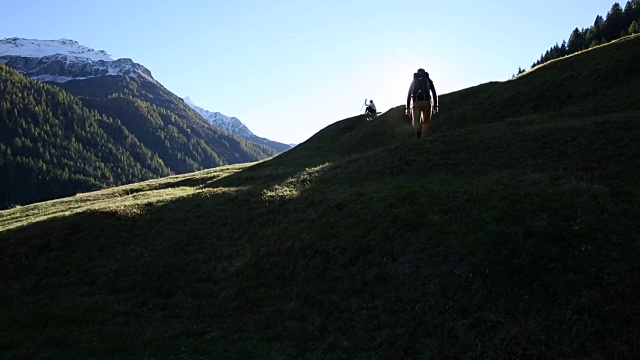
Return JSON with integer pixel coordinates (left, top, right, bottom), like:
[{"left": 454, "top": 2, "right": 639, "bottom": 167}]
[
  {"left": 406, "top": 81, "right": 414, "bottom": 109},
  {"left": 430, "top": 80, "right": 438, "bottom": 108}
]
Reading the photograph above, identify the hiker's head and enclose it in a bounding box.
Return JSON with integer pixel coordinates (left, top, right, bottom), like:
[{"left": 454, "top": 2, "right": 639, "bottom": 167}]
[
  {"left": 417, "top": 68, "right": 426, "bottom": 74},
  {"left": 369, "top": 100, "right": 373, "bottom": 103}
]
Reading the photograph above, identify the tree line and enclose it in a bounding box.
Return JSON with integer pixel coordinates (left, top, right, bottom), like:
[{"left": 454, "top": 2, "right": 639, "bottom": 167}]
[{"left": 515, "top": 1, "right": 640, "bottom": 76}]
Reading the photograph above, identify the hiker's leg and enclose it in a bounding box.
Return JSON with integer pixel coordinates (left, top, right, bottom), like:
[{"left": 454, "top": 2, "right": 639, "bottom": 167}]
[
  {"left": 411, "top": 104, "right": 421, "bottom": 131},
  {"left": 413, "top": 100, "right": 431, "bottom": 137},
  {"left": 411, "top": 104, "right": 422, "bottom": 137},
  {"left": 421, "top": 103, "right": 433, "bottom": 136}
]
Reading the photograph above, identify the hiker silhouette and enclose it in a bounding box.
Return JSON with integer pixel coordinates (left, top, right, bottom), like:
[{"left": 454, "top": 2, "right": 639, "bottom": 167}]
[
  {"left": 365, "top": 100, "right": 377, "bottom": 116},
  {"left": 406, "top": 68, "right": 438, "bottom": 138}
]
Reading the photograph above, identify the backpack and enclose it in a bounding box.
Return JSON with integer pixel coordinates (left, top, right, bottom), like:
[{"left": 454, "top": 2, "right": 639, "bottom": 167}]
[{"left": 412, "top": 72, "right": 431, "bottom": 101}]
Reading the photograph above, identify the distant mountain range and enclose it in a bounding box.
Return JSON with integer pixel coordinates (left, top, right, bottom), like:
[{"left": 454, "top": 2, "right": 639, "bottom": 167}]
[
  {"left": 183, "top": 97, "right": 293, "bottom": 153},
  {"left": 0, "top": 37, "right": 291, "bottom": 208}
]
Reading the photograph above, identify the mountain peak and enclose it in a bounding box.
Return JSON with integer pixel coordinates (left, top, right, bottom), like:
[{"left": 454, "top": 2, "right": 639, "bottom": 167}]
[
  {"left": 0, "top": 37, "right": 114, "bottom": 61},
  {"left": 183, "top": 97, "right": 253, "bottom": 136},
  {"left": 0, "top": 37, "right": 156, "bottom": 83},
  {"left": 182, "top": 97, "right": 293, "bottom": 151}
]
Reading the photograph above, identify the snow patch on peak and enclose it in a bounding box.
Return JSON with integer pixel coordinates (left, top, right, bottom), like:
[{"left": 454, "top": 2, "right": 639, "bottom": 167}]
[
  {"left": 0, "top": 37, "right": 156, "bottom": 84},
  {"left": 0, "top": 54, "right": 157, "bottom": 84},
  {"left": 183, "top": 96, "right": 196, "bottom": 106},
  {"left": 183, "top": 97, "right": 256, "bottom": 138},
  {"left": 183, "top": 97, "right": 293, "bottom": 151},
  {"left": 0, "top": 37, "right": 114, "bottom": 61}
]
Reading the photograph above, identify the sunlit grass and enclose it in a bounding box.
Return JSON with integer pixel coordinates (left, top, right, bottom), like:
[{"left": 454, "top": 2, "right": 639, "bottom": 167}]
[
  {"left": 261, "top": 163, "right": 332, "bottom": 201},
  {"left": 0, "top": 163, "right": 254, "bottom": 232}
]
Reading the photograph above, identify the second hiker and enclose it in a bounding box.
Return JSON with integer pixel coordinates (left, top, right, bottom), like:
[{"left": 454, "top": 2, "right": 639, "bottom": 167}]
[
  {"left": 406, "top": 68, "right": 438, "bottom": 138},
  {"left": 365, "top": 99, "right": 377, "bottom": 116}
]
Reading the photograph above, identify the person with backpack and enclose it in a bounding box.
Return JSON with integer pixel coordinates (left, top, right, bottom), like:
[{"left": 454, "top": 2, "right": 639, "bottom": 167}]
[{"left": 406, "top": 68, "right": 438, "bottom": 138}]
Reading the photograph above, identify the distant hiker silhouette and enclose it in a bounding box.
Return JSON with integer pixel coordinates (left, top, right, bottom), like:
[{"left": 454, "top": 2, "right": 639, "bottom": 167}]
[
  {"left": 365, "top": 99, "right": 377, "bottom": 114},
  {"left": 406, "top": 68, "right": 438, "bottom": 138},
  {"left": 364, "top": 99, "right": 377, "bottom": 120}
]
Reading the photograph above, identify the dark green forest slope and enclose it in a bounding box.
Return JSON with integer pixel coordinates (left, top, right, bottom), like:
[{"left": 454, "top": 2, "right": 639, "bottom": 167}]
[
  {"left": 57, "top": 75, "right": 277, "bottom": 172},
  {"left": 0, "top": 63, "right": 170, "bottom": 207},
  {"left": 0, "top": 66, "right": 277, "bottom": 208}
]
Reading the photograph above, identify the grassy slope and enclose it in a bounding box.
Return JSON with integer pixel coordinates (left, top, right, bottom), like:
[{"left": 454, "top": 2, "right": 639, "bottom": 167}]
[
  {"left": 432, "top": 34, "right": 640, "bottom": 134},
  {"left": 1, "top": 35, "right": 639, "bottom": 359}
]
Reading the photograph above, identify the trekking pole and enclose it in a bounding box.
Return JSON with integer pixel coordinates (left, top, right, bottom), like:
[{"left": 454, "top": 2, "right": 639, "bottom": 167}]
[{"left": 360, "top": 98, "right": 367, "bottom": 113}]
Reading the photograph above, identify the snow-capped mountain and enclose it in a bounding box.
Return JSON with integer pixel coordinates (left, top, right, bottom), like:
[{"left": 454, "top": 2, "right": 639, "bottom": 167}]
[
  {"left": 0, "top": 37, "right": 155, "bottom": 83},
  {"left": 184, "top": 97, "right": 294, "bottom": 152},
  {"left": 184, "top": 97, "right": 256, "bottom": 138},
  {"left": 0, "top": 37, "right": 114, "bottom": 61},
  {"left": 0, "top": 37, "right": 293, "bottom": 153}
]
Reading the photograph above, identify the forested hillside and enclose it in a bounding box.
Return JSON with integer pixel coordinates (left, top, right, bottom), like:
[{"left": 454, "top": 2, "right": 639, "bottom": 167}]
[
  {"left": 57, "top": 75, "right": 276, "bottom": 172},
  {"left": 0, "top": 64, "right": 278, "bottom": 209},
  {"left": 0, "top": 63, "right": 170, "bottom": 207}
]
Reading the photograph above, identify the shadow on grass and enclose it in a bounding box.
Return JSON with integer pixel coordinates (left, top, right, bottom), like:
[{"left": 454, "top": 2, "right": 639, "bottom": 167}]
[{"left": 0, "top": 140, "right": 476, "bottom": 359}]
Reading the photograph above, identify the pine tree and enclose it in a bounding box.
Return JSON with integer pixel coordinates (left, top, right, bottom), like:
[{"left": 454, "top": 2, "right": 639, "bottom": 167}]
[
  {"left": 567, "top": 27, "right": 587, "bottom": 53},
  {"left": 605, "top": 3, "right": 626, "bottom": 41},
  {"left": 624, "top": 0, "right": 640, "bottom": 25}
]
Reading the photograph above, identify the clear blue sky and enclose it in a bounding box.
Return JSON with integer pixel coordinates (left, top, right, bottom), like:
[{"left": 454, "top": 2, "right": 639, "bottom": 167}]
[{"left": 2, "top": 0, "right": 617, "bottom": 144}]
